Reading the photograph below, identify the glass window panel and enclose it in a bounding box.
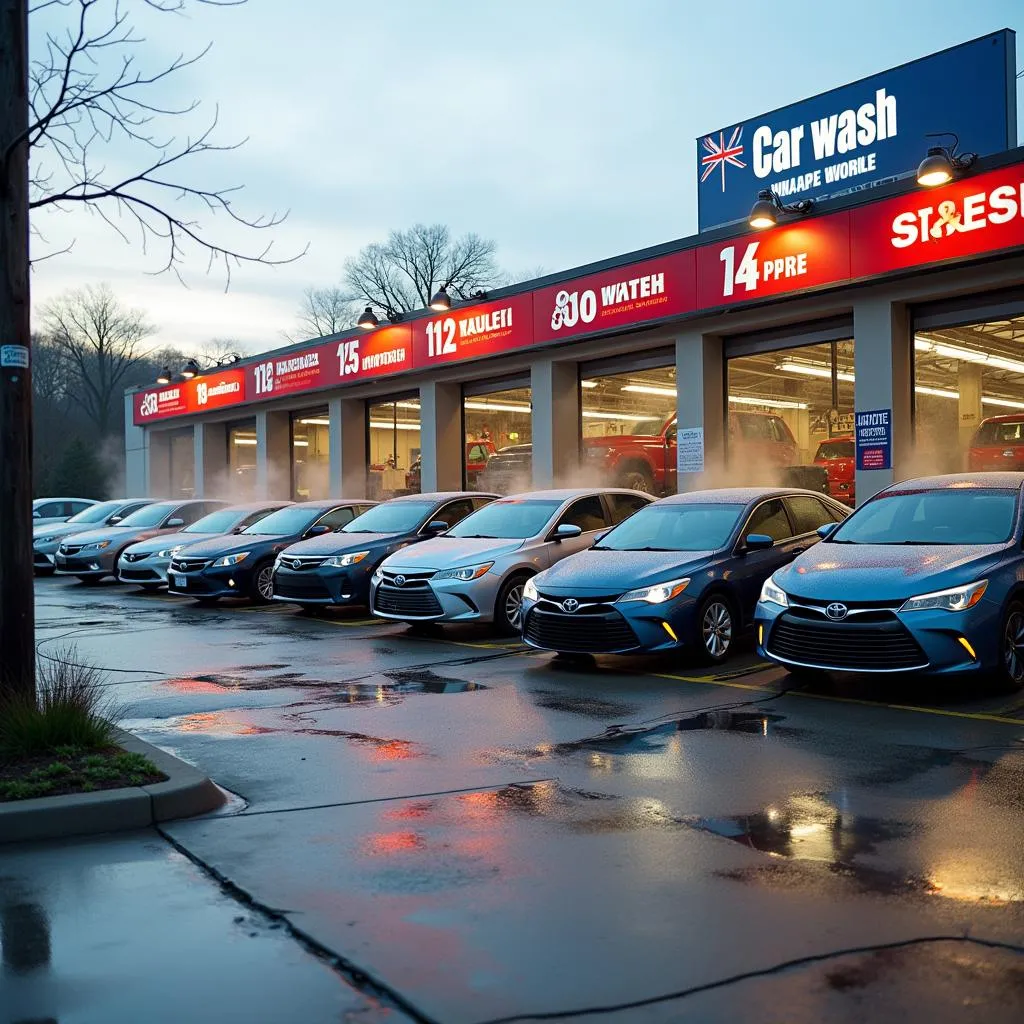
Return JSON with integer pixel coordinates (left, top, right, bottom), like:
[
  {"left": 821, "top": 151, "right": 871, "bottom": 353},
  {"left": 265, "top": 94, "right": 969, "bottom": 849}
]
[
  {"left": 227, "top": 418, "right": 258, "bottom": 500},
  {"left": 464, "top": 385, "right": 532, "bottom": 493},
  {"left": 368, "top": 397, "right": 420, "bottom": 500},
  {"left": 292, "top": 407, "right": 329, "bottom": 501}
]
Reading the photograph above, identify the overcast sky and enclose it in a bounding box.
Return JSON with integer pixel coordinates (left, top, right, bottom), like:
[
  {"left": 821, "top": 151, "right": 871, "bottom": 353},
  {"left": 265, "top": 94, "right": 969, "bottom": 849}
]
[{"left": 28, "top": 0, "right": 1024, "bottom": 355}]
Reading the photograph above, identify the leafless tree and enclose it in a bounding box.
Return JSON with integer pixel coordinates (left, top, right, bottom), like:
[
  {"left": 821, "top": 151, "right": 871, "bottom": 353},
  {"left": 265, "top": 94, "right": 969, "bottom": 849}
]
[
  {"left": 285, "top": 286, "right": 357, "bottom": 342},
  {"left": 40, "top": 283, "right": 156, "bottom": 434},
  {"left": 344, "top": 223, "right": 499, "bottom": 317},
  {"left": 18, "top": 0, "right": 305, "bottom": 285}
]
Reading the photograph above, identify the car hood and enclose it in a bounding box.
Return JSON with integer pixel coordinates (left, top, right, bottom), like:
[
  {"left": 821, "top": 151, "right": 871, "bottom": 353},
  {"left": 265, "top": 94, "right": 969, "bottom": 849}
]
[
  {"left": 123, "top": 531, "right": 217, "bottom": 556},
  {"left": 279, "top": 531, "right": 400, "bottom": 557},
  {"left": 535, "top": 549, "right": 715, "bottom": 596},
  {"left": 65, "top": 525, "right": 162, "bottom": 547},
  {"left": 777, "top": 543, "right": 1006, "bottom": 602},
  {"left": 177, "top": 532, "right": 290, "bottom": 558},
  {"left": 382, "top": 536, "right": 526, "bottom": 571},
  {"left": 35, "top": 521, "right": 94, "bottom": 542}
]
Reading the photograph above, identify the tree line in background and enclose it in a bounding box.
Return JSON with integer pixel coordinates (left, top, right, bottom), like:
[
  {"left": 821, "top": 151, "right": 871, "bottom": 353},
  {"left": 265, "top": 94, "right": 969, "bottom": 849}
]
[{"left": 32, "top": 283, "right": 243, "bottom": 499}]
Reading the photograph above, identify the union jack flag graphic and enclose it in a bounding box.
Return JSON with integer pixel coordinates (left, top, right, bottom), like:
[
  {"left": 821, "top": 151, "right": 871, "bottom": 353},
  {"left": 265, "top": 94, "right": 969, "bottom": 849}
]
[{"left": 701, "top": 127, "right": 746, "bottom": 191}]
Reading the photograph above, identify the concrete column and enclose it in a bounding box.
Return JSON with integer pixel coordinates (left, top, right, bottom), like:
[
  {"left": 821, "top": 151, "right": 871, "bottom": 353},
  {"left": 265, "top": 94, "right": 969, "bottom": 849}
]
[
  {"left": 124, "top": 393, "right": 148, "bottom": 496},
  {"left": 530, "top": 357, "right": 579, "bottom": 488},
  {"left": 675, "top": 331, "right": 725, "bottom": 492},
  {"left": 329, "top": 396, "right": 369, "bottom": 498},
  {"left": 147, "top": 431, "right": 171, "bottom": 497},
  {"left": 958, "top": 363, "right": 983, "bottom": 457},
  {"left": 193, "top": 421, "right": 228, "bottom": 498},
  {"left": 853, "top": 297, "right": 912, "bottom": 503},
  {"left": 419, "top": 381, "right": 463, "bottom": 491},
  {"left": 255, "top": 410, "right": 291, "bottom": 499}
]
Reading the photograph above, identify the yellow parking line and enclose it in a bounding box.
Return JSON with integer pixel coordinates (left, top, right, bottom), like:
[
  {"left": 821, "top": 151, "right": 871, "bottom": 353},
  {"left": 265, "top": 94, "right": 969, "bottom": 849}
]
[{"left": 654, "top": 670, "right": 1024, "bottom": 725}]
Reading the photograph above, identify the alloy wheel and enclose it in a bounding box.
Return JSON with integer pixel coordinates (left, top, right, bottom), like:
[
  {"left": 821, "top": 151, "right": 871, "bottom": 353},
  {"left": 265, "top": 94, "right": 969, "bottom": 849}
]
[
  {"left": 257, "top": 566, "right": 274, "bottom": 601},
  {"left": 624, "top": 472, "right": 653, "bottom": 494},
  {"left": 702, "top": 600, "right": 733, "bottom": 659},
  {"left": 505, "top": 583, "right": 525, "bottom": 630},
  {"left": 1004, "top": 610, "right": 1024, "bottom": 682}
]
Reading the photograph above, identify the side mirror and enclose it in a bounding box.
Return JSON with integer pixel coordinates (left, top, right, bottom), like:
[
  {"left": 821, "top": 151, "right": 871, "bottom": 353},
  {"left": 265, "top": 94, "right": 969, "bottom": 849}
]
[
  {"left": 593, "top": 530, "right": 609, "bottom": 544},
  {"left": 108, "top": 515, "right": 123, "bottom": 525},
  {"left": 552, "top": 523, "right": 583, "bottom": 542},
  {"left": 744, "top": 533, "right": 774, "bottom": 551},
  {"left": 165, "top": 517, "right": 185, "bottom": 528},
  {"left": 817, "top": 522, "right": 838, "bottom": 540},
  {"left": 32, "top": 510, "right": 40, "bottom": 518},
  {"left": 305, "top": 524, "right": 331, "bottom": 538},
  {"left": 425, "top": 520, "right": 449, "bottom": 536}
]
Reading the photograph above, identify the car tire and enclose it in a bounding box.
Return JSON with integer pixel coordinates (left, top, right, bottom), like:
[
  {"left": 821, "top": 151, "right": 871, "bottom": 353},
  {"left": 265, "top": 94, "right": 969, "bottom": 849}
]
[
  {"left": 994, "top": 599, "right": 1024, "bottom": 694},
  {"left": 495, "top": 572, "right": 533, "bottom": 635},
  {"left": 617, "top": 464, "right": 654, "bottom": 495},
  {"left": 249, "top": 561, "right": 275, "bottom": 604},
  {"left": 694, "top": 593, "right": 735, "bottom": 665}
]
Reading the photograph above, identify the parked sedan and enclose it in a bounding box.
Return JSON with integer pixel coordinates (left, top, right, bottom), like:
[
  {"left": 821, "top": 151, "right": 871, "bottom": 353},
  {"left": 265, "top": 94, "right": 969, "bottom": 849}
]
[
  {"left": 33, "top": 498, "right": 153, "bottom": 575},
  {"left": 167, "top": 500, "right": 369, "bottom": 604},
  {"left": 54, "top": 499, "right": 224, "bottom": 583},
  {"left": 33, "top": 497, "right": 99, "bottom": 526},
  {"left": 522, "top": 488, "right": 848, "bottom": 662},
  {"left": 117, "top": 501, "right": 292, "bottom": 589},
  {"left": 370, "top": 488, "right": 652, "bottom": 633},
  {"left": 272, "top": 492, "right": 494, "bottom": 610},
  {"left": 757, "top": 474, "right": 1024, "bottom": 692}
]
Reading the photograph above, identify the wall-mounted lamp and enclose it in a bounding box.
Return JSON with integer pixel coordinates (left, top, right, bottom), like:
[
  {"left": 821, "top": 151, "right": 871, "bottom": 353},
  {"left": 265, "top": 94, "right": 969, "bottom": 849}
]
[
  {"left": 357, "top": 306, "right": 379, "bottom": 330},
  {"left": 916, "top": 132, "right": 976, "bottom": 188},
  {"left": 748, "top": 189, "right": 813, "bottom": 230},
  {"left": 156, "top": 367, "right": 172, "bottom": 385},
  {"left": 181, "top": 359, "right": 201, "bottom": 379},
  {"left": 429, "top": 286, "right": 451, "bottom": 312}
]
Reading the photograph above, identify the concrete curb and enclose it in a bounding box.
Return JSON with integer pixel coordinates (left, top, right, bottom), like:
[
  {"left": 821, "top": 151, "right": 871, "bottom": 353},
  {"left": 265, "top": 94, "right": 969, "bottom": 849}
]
[{"left": 0, "top": 730, "right": 226, "bottom": 845}]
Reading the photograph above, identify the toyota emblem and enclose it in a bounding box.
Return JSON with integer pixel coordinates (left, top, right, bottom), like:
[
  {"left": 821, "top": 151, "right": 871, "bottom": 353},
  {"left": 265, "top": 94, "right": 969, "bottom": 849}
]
[
  {"left": 561, "top": 598, "right": 580, "bottom": 614},
  {"left": 394, "top": 574, "right": 406, "bottom": 587},
  {"left": 291, "top": 559, "right": 302, "bottom": 570},
  {"left": 825, "top": 602, "right": 849, "bottom": 620}
]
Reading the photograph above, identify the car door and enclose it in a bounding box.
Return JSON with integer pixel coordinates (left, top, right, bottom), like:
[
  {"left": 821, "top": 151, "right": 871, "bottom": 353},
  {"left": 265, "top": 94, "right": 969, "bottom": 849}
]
[
  {"left": 429, "top": 498, "right": 476, "bottom": 531},
  {"left": 732, "top": 497, "right": 801, "bottom": 622},
  {"left": 784, "top": 494, "right": 846, "bottom": 540},
  {"left": 542, "top": 495, "right": 609, "bottom": 567},
  {"left": 608, "top": 492, "right": 652, "bottom": 526}
]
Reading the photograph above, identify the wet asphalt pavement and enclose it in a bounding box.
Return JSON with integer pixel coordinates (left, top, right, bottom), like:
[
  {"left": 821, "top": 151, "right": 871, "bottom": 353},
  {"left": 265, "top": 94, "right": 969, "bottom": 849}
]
[{"left": 4, "top": 576, "right": 1024, "bottom": 1022}]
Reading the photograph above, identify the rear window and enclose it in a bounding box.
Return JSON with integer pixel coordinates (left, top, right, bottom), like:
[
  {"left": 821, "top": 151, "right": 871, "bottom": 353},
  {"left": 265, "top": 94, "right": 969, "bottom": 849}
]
[
  {"left": 815, "top": 440, "right": 854, "bottom": 459},
  {"left": 974, "top": 420, "right": 1024, "bottom": 446}
]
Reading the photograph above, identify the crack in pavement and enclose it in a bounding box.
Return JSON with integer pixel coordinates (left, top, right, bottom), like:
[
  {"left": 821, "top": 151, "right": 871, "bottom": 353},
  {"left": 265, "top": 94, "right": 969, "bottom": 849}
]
[{"left": 471, "top": 934, "right": 1024, "bottom": 1023}]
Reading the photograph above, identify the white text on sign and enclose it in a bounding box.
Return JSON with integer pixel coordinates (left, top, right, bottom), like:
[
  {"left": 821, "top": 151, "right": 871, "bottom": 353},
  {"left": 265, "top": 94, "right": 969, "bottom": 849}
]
[{"left": 719, "top": 242, "right": 808, "bottom": 297}]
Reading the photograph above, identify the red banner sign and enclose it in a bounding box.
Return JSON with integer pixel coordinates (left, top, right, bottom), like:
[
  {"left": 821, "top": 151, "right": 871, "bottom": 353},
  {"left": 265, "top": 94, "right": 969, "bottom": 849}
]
[
  {"left": 533, "top": 251, "right": 697, "bottom": 344},
  {"left": 412, "top": 294, "right": 534, "bottom": 368},
  {"left": 134, "top": 160, "right": 1024, "bottom": 426}
]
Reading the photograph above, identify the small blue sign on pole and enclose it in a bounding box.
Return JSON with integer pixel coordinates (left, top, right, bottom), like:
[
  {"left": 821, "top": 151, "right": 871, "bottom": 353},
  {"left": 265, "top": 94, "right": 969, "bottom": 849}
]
[
  {"left": 856, "top": 409, "right": 892, "bottom": 471},
  {"left": 696, "top": 30, "right": 1017, "bottom": 231}
]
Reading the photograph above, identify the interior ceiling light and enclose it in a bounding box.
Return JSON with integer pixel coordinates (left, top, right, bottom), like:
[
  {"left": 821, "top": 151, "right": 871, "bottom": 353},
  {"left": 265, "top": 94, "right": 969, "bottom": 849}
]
[
  {"left": 916, "top": 132, "right": 977, "bottom": 188},
  {"left": 298, "top": 418, "right": 330, "bottom": 425},
  {"left": 581, "top": 380, "right": 598, "bottom": 388},
  {"left": 357, "top": 306, "right": 379, "bottom": 330},
  {"left": 581, "top": 411, "right": 657, "bottom": 421},
  {"left": 914, "top": 385, "right": 960, "bottom": 400},
  {"left": 621, "top": 384, "right": 677, "bottom": 397},
  {"left": 982, "top": 396, "right": 1024, "bottom": 410},
  {"left": 369, "top": 420, "right": 421, "bottom": 431},
  {"left": 776, "top": 361, "right": 855, "bottom": 383},
  {"left": 463, "top": 401, "right": 532, "bottom": 413},
  {"left": 919, "top": 338, "right": 1024, "bottom": 376},
  {"left": 231, "top": 438, "right": 258, "bottom": 445},
  {"left": 292, "top": 439, "right": 309, "bottom": 447},
  {"left": 728, "top": 394, "right": 808, "bottom": 410}
]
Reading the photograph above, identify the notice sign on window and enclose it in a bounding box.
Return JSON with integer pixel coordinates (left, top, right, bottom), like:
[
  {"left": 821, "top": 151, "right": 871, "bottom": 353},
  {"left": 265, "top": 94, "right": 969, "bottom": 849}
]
[
  {"left": 677, "top": 427, "right": 705, "bottom": 475},
  {"left": 855, "top": 409, "right": 892, "bottom": 471}
]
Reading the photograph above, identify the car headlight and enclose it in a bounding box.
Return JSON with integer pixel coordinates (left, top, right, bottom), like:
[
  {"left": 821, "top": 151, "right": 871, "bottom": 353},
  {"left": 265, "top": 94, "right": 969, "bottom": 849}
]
[
  {"left": 212, "top": 551, "right": 250, "bottom": 567},
  {"left": 433, "top": 562, "right": 494, "bottom": 582},
  {"left": 523, "top": 577, "right": 538, "bottom": 601},
  {"left": 324, "top": 550, "right": 370, "bottom": 568},
  {"left": 617, "top": 577, "right": 690, "bottom": 604},
  {"left": 155, "top": 545, "right": 183, "bottom": 559},
  {"left": 82, "top": 540, "right": 111, "bottom": 551},
  {"left": 759, "top": 575, "right": 789, "bottom": 608},
  {"left": 900, "top": 580, "right": 988, "bottom": 613}
]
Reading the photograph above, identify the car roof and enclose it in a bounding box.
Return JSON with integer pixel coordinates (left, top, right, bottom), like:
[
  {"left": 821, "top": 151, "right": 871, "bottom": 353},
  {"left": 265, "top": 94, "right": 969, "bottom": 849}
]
[
  {"left": 493, "top": 488, "right": 649, "bottom": 501},
  {"left": 657, "top": 487, "right": 806, "bottom": 505},
  {"left": 34, "top": 497, "right": 97, "bottom": 503},
  {"left": 217, "top": 501, "right": 294, "bottom": 512},
  {"left": 404, "top": 491, "right": 498, "bottom": 502},
  {"left": 977, "top": 413, "right": 1024, "bottom": 424},
  {"left": 885, "top": 473, "right": 1024, "bottom": 492},
  {"left": 289, "top": 499, "right": 370, "bottom": 508}
]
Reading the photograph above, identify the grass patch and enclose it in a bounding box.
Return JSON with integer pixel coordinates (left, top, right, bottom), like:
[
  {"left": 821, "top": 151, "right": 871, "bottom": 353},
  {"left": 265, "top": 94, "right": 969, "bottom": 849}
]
[{"left": 0, "top": 748, "right": 165, "bottom": 802}]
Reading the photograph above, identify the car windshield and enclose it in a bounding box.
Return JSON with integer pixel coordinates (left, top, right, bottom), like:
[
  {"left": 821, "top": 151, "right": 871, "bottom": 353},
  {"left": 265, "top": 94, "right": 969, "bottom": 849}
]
[
  {"left": 448, "top": 499, "right": 563, "bottom": 539},
  {"left": 242, "top": 506, "right": 319, "bottom": 535},
  {"left": 815, "top": 440, "right": 854, "bottom": 460},
  {"left": 341, "top": 501, "right": 435, "bottom": 534},
  {"left": 973, "top": 420, "right": 1024, "bottom": 445},
  {"left": 67, "top": 500, "right": 122, "bottom": 524},
  {"left": 829, "top": 487, "right": 1018, "bottom": 545},
  {"left": 184, "top": 509, "right": 242, "bottom": 534},
  {"left": 621, "top": 418, "right": 665, "bottom": 437},
  {"left": 117, "top": 502, "right": 177, "bottom": 528},
  {"left": 595, "top": 503, "right": 743, "bottom": 551}
]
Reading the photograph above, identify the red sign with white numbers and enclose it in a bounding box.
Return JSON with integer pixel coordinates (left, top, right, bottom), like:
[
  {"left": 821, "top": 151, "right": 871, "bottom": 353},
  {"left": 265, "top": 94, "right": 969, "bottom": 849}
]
[
  {"left": 532, "top": 251, "right": 697, "bottom": 344},
  {"left": 412, "top": 294, "right": 534, "bottom": 368},
  {"left": 133, "top": 369, "right": 246, "bottom": 423}
]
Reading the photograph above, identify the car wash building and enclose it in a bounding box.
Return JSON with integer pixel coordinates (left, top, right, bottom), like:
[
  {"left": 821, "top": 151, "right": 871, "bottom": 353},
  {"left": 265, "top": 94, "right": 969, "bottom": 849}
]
[{"left": 125, "top": 30, "right": 1024, "bottom": 511}]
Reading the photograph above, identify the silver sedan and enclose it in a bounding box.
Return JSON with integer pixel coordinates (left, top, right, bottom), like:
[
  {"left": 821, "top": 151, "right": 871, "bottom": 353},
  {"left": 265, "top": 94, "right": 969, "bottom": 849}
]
[{"left": 369, "top": 488, "right": 652, "bottom": 633}]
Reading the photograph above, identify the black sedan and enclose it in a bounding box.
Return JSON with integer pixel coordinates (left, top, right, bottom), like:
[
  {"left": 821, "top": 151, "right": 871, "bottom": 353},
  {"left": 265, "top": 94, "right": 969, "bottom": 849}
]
[
  {"left": 522, "top": 488, "right": 850, "bottom": 663},
  {"left": 167, "top": 500, "right": 374, "bottom": 604},
  {"left": 271, "top": 492, "right": 497, "bottom": 610}
]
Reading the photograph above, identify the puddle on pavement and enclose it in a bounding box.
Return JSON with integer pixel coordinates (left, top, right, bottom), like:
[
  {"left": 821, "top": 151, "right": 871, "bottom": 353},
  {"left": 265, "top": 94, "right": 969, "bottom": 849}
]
[{"left": 530, "top": 689, "right": 641, "bottom": 719}]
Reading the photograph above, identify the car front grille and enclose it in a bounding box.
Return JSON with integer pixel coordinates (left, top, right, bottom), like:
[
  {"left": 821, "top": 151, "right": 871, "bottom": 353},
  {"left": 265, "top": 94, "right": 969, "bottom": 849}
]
[
  {"left": 119, "top": 568, "right": 162, "bottom": 582},
  {"left": 60, "top": 544, "right": 83, "bottom": 555},
  {"left": 767, "top": 608, "right": 927, "bottom": 670},
  {"left": 170, "top": 557, "right": 211, "bottom": 573},
  {"left": 122, "top": 552, "right": 147, "bottom": 563},
  {"left": 524, "top": 607, "right": 640, "bottom": 653},
  {"left": 274, "top": 576, "right": 332, "bottom": 600},
  {"left": 373, "top": 582, "right": 443, "bottom": 618},
  {"left": 281, "top": 556, "right": 328, "bottom": 571}
]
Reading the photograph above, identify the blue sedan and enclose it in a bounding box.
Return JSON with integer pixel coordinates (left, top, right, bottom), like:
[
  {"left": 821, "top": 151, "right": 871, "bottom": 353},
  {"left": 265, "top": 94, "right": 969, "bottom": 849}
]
[
  {"left": 756, "top": 473, "right": 1024, "bottom": 691},
  {"left": 521, "top": 488, "right": 849, "bottom": 663}
]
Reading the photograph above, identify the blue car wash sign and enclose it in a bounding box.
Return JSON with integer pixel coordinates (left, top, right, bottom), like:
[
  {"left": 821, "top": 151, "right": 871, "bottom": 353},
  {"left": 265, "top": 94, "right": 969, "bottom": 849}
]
[
  {"left": 856, "top": 409, "right": 892, "bottom": 472},
  {"left": 696, "top": 30, "right": 1017, "bottom": 231}
]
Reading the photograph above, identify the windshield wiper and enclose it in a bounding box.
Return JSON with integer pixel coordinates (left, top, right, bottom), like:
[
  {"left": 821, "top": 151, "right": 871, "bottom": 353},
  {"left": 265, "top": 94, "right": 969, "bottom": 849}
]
[{"left": 456, "top": 534, "right": 496, "bottom": 539}]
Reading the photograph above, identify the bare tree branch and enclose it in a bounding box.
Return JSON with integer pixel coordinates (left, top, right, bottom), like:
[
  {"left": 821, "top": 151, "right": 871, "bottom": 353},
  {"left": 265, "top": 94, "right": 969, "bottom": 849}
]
[{"left": 284, "top": 286, "right": 358, "bottom": 342}]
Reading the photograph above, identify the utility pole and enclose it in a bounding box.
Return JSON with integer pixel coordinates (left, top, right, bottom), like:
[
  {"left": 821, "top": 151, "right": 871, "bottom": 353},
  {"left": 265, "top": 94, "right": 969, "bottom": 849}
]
[{"left": 0, "top": 0, "right": 35, "bottom": 701}]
